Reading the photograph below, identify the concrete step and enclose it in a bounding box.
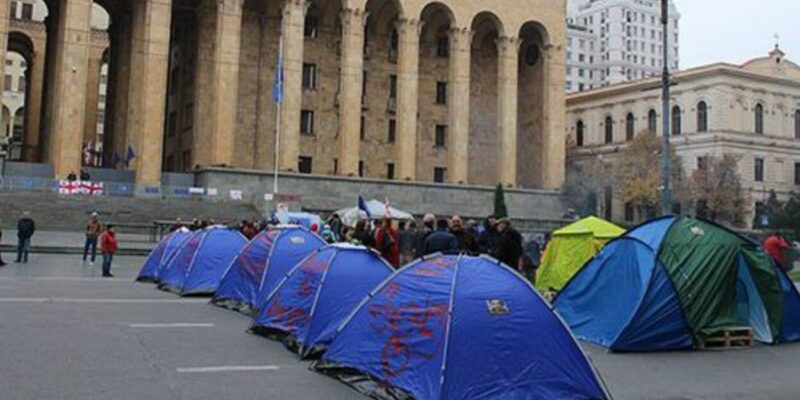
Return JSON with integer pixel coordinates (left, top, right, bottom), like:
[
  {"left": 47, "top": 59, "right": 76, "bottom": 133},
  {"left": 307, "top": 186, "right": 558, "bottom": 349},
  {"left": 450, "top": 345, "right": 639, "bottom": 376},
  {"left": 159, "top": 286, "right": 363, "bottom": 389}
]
[{"left": 0, "top": 244, "right": 151, "bottom": 256}]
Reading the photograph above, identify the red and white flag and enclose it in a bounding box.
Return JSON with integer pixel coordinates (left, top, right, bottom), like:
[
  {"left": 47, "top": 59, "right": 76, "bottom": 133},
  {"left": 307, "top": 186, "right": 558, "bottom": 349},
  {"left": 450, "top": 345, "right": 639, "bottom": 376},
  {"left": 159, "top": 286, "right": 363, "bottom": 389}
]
[
  {"left": 58, "top": 180, "right": 79, "bottom": 195},
  {"left": 384, "top": 197, "right": 392, "bottom": 218}
]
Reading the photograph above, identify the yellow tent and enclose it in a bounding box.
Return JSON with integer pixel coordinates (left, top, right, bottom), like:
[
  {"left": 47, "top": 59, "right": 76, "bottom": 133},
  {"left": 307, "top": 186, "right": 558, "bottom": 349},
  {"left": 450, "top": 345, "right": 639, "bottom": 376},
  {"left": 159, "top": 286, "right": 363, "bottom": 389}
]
[{"left": 535, "top": 216, "right": 625, "bottom": 293}]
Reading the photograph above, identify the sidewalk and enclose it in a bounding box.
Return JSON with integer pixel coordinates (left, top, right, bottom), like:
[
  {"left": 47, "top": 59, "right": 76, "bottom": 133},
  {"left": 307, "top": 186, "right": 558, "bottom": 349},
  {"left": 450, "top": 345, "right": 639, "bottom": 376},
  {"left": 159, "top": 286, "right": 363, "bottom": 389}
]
[{"left": 0, "top": 230, "right": 154, "bottom": 256}]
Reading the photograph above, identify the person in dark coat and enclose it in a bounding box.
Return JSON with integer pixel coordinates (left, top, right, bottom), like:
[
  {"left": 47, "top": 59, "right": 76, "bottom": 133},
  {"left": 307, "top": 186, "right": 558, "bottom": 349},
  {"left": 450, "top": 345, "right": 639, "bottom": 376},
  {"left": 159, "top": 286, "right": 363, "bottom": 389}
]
[
  {"left": 450, "top": 215, "right": 477, "bottom": 254},
  {"left": 16, "top": 211, "right": 36, "bottom": 263},
  {"left": 398, "top": 220, "right": 417, "bottom": 266},
  {"left": 520, "top": 235, "right": 543, "bottom": 283},
  {"left": 327, "top": 213, "right": 344, "bottom": 240},
  {"left": 414, "top": 214, "right": 436, "bottom": 258},
  {"left": 423, "top": 219, "right": 459, "bottom": 255},
  {"left": 495, "top": 218, "right": 523, "bottom": 269},
  {"left": 353, "top": 219, "right": 374, "bottom": 248},
  {"left": 477, "top": 215, "right": 500, "bottom": 256}
]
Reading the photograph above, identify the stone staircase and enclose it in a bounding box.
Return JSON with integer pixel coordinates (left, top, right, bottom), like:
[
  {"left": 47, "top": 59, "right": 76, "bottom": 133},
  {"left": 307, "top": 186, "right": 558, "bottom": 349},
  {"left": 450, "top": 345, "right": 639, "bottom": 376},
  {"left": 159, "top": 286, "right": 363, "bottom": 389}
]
[{"left": 0, "top": 191, "right": 260, "bottom": 232}]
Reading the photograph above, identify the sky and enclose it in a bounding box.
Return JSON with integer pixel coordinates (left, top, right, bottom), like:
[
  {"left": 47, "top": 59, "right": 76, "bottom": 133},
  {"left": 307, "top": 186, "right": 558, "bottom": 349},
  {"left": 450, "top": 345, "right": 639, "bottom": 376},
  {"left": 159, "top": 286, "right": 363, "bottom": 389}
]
[{"left": 678, "top": 0, "right": 800, "bottom": 68}]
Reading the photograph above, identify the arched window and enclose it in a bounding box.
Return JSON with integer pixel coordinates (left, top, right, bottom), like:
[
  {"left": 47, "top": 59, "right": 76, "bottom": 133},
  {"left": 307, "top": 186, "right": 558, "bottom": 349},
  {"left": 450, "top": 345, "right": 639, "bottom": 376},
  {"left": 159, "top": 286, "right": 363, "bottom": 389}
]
[
  {"left": 697, "top": 101, "right": 708, "bottom": 132},
  {"left": 671, "top": 105, "right": 681, "bottom": 136},
  {"left": 648, "top": 109, "right": 657, "bottom": 133},
  {"left": 755, "top": 103, "right": 764, "bottom": 134},
  {"left": 795, "top": 109, "right": 800, "bottom": 139},
  {"left": 625, "top": 113, "right": 635, "bottom": 141},
  {"left": 604, "top": 116, "right": 613, "bottom": 144},
  {"left": 576, "top": 120, "right": 584, "bottom": 146}
]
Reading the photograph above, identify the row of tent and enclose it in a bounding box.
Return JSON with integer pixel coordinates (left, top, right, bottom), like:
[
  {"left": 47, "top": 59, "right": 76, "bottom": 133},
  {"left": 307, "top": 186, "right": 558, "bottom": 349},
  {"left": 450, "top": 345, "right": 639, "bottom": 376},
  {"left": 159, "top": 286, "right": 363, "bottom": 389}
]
[
  {"left": 137, "top": 225, "right": 610, "bottom": 400},
  {"left": 537, "top": 216, "right": 800, "bottom": 352}
]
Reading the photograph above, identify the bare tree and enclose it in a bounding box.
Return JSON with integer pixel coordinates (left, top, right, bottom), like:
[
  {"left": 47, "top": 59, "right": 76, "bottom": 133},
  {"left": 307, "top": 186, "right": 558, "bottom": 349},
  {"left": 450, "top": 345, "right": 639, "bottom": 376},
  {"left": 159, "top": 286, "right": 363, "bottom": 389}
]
[{"left": 690, "top": 154, "right": 750, "bottom": 227}]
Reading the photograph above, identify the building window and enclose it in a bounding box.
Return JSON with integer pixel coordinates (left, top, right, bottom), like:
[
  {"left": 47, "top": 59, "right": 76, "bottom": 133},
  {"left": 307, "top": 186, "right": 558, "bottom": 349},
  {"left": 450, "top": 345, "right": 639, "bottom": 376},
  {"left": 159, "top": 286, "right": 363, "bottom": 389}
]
[
  {"left": 434, "top": 167, "right": 447, "bottom": 183},
  {"left": 302, "top": 63, "right": 316, "bottom": 90},
  {"left": 167, "top": 111, "right": 177, "bottom": 137},
  {"left": 21, "top": 2, "right": 33, "bottom": 20},
  {"left": 576, "top": 120, "right": 584, "bottom": 147},
  {"left": 4, "top": 74, "right": 11, "bottom": 91},
  {"left": 304, "top": 15, "right": 318, "bottom": 38},
  {"left": 795, "top": 110, "right": 800, "bottom": 139},
  {"left": 300, "top": 110, "right": 314, "bottom": 135},
  {"left": 671, "top": 105, "right": 681, "bottom": 136},
  {"left": 182, "top": 103, "right": 194, "bottom": 129},
  {"left": 360, "top": 116, "right": 365, "bottom": 141},
  {"left": 386, "top": 163, "right": 395, "bottom": 180},
  {"left": 697, "top": 156, "right": 708, "bottom": 171},
  {"left": 625, "top": 113, "right": 635, "bottom": 141},
  {"left": 697, "top": 101, "right": 708, "bottom": 132},
  {"left": 604, "top": 186, "right": 613, "bottom": 220},
  {"left": 436, "top": 81, "right": 447, "bottom": 105},
  {"left": 795, "top": 162, "right": 800, "bottom": 185},
  {"left": 755, "top": 103, "right": 764, "bottom": 135},
  {"left": 333, "top": 158, "right": 338, "bottom": 174},
  {"left": 435, "top": 125, "right": 447, "bottom": 148},
  {"left": 754, "top": 157, "right": 764, "bottom": 182},
  {"left": 390, "top": 29, "right": 399, "bottom": 52},
  {"left": 389, "top": 75, "right": 397, "bottom": 99},
  {"left": 604, "top": 116, "right": 613, "bottom": 144},
  {"left": 358, "top": 160, "right": 365, "bottom": 177},
  {"left": 182, "top": 150, "right": 192, "bottom": 171},
  {"left": 648, "top": 109, "right": 657, "bottom": 133},
  {"left": 387, "top": 119, "right": 396, "bottom": 143},
  {"left": 436, "top": 36, "right": 449, "bottom": 57},
  {"left": 298, "top": 156, "right": 313, "bottom": 174},
  {"left": 17, "top": 76, "right": 25, "bottom": 92}
]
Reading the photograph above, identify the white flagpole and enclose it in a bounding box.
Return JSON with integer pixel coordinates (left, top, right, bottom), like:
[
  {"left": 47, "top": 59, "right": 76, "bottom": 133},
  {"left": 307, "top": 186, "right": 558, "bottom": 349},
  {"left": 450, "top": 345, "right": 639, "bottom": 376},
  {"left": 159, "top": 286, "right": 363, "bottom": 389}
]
[{"left": 273, "top": 34, "right": 283, "bottom": 196}]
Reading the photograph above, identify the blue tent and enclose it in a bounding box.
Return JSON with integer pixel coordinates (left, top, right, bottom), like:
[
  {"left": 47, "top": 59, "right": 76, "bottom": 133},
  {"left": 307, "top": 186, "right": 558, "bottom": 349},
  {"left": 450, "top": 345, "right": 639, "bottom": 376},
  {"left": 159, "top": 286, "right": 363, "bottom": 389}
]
[
  {"left": 555, "top": 216, "right": 800, "bottom": 351},
  {"left": 136, "top": 230, "right": 192, "bottom": 283},
  {"left": 252, "top": 244, "right": 394, "bottom": 358},
  {"left": 212, "top": 226, "right": 325, "bottom": 314},
  {"left": 158, "top": 227, "right": 248, "bottom": 296},
  {"left": 314, "top": 254, "right": 609, "bottom": 400}
]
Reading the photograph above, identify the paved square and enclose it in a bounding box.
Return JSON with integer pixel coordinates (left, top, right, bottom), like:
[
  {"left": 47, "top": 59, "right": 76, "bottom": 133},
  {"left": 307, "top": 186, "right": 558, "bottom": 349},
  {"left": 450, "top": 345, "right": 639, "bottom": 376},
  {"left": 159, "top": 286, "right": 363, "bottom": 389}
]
[{"left": 2, "top": 254, "right": 800, "bottom": 399}]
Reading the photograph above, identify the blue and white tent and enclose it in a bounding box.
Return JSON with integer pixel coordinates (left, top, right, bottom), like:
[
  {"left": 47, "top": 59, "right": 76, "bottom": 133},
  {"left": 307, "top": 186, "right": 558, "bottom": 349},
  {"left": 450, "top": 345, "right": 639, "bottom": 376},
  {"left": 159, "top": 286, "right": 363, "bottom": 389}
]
[
  {"left": 136, "top": 229, "right": 192, "bottom": 283},
  {"left": 252, "top": 244, "right": 394, "bottom": 358},
  {"left": 158, "top": 227, "right": 248, "bottom": 296},
  {"left": 314, "top": 254, "right": 609, "bottom": 400},
  {"left": 212, "top": 226, "right": 325, "bottom": 314}
]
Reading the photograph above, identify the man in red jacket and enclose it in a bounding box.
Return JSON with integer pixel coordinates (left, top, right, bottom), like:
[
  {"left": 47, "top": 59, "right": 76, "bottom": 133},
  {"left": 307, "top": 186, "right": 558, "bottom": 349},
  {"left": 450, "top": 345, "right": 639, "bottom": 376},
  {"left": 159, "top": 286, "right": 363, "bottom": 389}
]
[
  {"left": 764, "top": 234, "right": 790, "bottom": 270},
  {"left": 100, "top": 225, "right": 118, "bottom": 278}
]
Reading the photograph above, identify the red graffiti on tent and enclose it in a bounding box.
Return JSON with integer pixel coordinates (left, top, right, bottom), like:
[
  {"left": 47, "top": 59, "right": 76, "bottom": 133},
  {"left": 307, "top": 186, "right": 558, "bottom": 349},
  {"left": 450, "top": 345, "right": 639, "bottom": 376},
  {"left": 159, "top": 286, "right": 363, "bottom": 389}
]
[
  {"left": 413, "top": 258, "right": 452, "bottom": 278},
  {"left": 264, "top": 292, "right": 309, "bottom": 328},
  {"left": 239, "top": 251, "right": 263, "bottom": 278},
  {"left": 368, "top": 298, "right": 448, "bottom": 379}
]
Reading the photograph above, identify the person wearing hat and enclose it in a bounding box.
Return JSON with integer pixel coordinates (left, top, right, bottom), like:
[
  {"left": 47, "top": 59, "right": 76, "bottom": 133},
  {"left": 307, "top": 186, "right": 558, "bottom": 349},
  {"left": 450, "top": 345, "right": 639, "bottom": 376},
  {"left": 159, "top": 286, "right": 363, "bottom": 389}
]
[{"left": 83, "top": 212, "right": 103, "bottom": 265}]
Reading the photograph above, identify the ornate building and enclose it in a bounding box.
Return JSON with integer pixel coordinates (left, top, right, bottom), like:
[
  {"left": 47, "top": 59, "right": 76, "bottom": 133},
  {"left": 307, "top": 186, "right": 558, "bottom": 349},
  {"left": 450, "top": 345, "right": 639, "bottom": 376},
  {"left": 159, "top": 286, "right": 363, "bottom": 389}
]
[
  {"left": 566, "top": 46, "right": 800, "bottom": 225},
  {"left": 0, "top": 0, "right": 568, "bottom": 190}
]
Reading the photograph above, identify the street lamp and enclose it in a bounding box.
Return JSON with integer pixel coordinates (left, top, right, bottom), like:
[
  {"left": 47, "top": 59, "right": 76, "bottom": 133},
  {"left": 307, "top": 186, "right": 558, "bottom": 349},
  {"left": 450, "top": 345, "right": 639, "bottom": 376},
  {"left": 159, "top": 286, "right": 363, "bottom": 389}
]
[{"left": 660, "top": 0, "right": 672, "bottom": 216}]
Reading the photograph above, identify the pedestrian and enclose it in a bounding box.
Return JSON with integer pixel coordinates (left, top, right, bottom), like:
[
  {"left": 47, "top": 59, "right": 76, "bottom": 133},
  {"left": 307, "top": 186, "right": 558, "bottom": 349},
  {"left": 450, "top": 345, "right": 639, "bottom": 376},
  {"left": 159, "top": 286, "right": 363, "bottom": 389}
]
[
  {"left": 495, "top": 218, "right": 523, "bottom": 269},
  {"left": 170, "top": 218, "right": 185, "bottom": 232},
  {"left": 423, "top": 219, "right": 459, "bottom": 255},
  {"left": 0, "top": 228, "right": 6, "bottom": 267},
  {"left": 477, "top": 215, "right": 500, "bottom": 256},
  {"left": 79, "top": 169, "right": 91, "bottom": 181},
  {"left": 328, "top": 213, "right": 343, "bottom": 241},
  {"left": 353, "top": 219, "right": 374, "bottom": 248},
  {"left": 375, "top": 218, "right": 400, "bottom": 268},
  {"left": 520, "top": 235, "right": 543, "bottom": 283},
  {"left": 66, "top": 171, "right": 77, "bottom": 181},
  {"left": 100, "top": 225, "right": 118, "bottom": 277},
  {"left": 320, "top": 224, "right": 339, "bottom": 244},
  {"left": 83, "top": 212, "right": 103, "bottom": 265},
  {"left": 398, "top": 220, "right": 417, "bottom": 266},
  {"left": 414, "top": 214, "right": 436, "bottom": 258},
  {"left": 450, "top": 215, "right": 478, "bottom": 253},
  {"left": 16, "top": 211, "right": 35, "bottom": 263},
  {"left": 764, "top": 233, "right": 791, "bottom": 270}
]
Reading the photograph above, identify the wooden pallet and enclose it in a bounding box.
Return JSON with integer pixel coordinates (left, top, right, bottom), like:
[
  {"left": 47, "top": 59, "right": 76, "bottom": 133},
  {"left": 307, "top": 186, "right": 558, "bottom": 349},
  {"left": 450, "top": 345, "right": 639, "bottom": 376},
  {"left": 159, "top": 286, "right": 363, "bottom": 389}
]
[{"left": 700, "top": 327, "right": 754, "bottom": 350}]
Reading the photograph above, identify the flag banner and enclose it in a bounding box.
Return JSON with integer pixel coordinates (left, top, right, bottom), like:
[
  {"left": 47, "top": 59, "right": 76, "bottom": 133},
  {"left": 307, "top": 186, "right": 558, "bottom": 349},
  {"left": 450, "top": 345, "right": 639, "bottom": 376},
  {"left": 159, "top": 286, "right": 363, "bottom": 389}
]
[
  {"left": 272, "top": 47, "right": 284, "bottom": 104},
  {"left": 358, "top": 195, "right": 372, "bottom": 219},
  {"left": 230, "top": 190, "right": 243, "bottom": 201},
  {"left": 58, "top": 180, "right": 80, "bottom": 195},
  {"left": 188, "top": 187, "right": 205, "bottom": 195},
  {"left": 207, "top": 188, "right": 219, "bottom": 196}
]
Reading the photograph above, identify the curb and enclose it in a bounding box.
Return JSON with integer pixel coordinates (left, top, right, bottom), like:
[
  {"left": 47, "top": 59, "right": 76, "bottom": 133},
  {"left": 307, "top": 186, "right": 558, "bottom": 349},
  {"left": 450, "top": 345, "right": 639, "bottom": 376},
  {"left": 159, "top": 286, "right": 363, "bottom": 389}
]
[{"left": 0, "top": 245, "right": 151, "bottom": 256}]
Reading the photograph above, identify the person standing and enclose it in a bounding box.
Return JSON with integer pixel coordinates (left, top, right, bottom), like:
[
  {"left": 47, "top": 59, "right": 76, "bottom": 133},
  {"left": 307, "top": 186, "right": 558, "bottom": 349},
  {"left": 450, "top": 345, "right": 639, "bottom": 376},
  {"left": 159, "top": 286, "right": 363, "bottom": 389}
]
[
  {"left": 375, "top": 218, "right": 400, "bottom": 268},
  {"left": 16, "top": 212, "right": 35, "bottom": 263},
  {"left": 414, "top": 214, "right": 436, "bottom": 258},
  {"left": 495, "top": 218, "right": 523, "bottom": 269},
  {"left": 477, "top": 215, "right": 500, "bottom": 255},
  {"left": 764, "top": 233, "right": 791, "bottom": 270},
  {"left": 423, "top": 219, "right": 459, "bottom": 255},
  {"left": 450, "top": 215, "right": 478, "bottom": 254},
  {"left": 83, "top": 212, "right": 103, "bottom": 265},
  {"left": 100, "top": 225, "right": 118, "bottom": 277},
  {"left": 398, "top": 220, "right": 417, "bottom": 266}
]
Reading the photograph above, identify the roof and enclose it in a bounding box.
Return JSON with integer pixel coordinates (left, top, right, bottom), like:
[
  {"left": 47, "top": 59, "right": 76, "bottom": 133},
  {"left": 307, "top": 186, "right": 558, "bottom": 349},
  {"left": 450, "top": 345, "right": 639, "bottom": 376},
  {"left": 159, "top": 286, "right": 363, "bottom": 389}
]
[{"left": 553, "top": 216, "right": 625, "bottom": 239}]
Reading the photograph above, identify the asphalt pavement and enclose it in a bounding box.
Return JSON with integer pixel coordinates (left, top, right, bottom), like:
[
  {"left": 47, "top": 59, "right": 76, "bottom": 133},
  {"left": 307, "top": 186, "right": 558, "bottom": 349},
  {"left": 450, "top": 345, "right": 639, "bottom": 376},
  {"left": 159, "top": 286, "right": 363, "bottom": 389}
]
[{"left": 1, "top": 254, "right": 800, "bottom": 400}]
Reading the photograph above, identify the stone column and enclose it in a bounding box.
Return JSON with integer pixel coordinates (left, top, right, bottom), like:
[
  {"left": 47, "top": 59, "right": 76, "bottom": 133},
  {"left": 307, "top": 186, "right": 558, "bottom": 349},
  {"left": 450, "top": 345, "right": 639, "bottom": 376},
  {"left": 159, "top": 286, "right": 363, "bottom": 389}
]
[
  {"left": 48, "top": 0, "right": 93, "bottom": 178},
  {"left": 125, "top": 0, "right": 173, "bottom": 185},
  {"left": 447, "top": 27, "right": 471, "bottom": 184},
  {"left": 496, "top": 36, "right": 520, "bottom": 187},
  {"left": 23, "top": 43, "right": 46, "bottom": 162},
  {"left": 395, "top": 18, "right": 421, "bottom": 181},
  {"left": 278, "top": 0, "right": 306, "bottom": 171},
  {"left": 336, "top": 8, "right": 366, "bottom": 176},
  {"left": 193, "top": 0, "right": 242, "bottom": 168},
  {"left": 83, "top": 48, "right": 103, "bottom": 148},
  {"left": 541, "top": 43, "right": 566, "bottom": 189},
  {"left": 0, "top": 2, "right": 8, "bottom": 131},
  {"left": 105, "top": 19, "right": 132, "bottom": 167}
]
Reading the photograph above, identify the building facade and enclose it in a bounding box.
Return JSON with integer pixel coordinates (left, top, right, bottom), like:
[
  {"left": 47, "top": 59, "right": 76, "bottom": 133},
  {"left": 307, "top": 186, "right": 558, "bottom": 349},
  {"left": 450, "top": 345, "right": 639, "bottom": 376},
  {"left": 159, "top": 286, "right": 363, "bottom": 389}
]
[
  {"left": 565, "top": 0, "right": 679, "bottom": 92},
  {"left": 566, "top": 47, "right": 800, "bottom": 225},
  {"left": 0, "top": 0, "right": 109, "bottom": 164},
  {"left": 0, "top": 0, "right": 568, "bottom": 191}
]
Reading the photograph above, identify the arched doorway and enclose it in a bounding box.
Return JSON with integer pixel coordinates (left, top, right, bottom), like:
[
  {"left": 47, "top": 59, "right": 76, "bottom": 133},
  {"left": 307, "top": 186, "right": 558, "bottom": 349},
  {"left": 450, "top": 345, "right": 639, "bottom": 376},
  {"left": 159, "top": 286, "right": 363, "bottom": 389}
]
[
  {"left": 516, "top": 21, "right": 548, "bottom": 188},
  {"left": 6, "top": 29, "right": 41, "bottom": 162},
  {"left": 468, "top": 12, "right": 503, "bottom": 185}
]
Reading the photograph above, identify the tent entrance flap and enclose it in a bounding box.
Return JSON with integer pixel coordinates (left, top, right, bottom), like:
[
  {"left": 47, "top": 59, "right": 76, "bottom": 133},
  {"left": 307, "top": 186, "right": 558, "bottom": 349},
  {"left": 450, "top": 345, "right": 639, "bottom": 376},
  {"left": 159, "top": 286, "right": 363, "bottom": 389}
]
[{"left": 734, "top": 254, "right": 772, "bottom": 343}]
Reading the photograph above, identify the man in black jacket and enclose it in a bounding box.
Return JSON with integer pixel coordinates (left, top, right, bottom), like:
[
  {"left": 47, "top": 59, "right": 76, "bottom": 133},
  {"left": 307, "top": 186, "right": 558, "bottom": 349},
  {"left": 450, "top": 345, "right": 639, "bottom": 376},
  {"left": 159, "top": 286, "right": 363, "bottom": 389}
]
[
  {"left": 450, "top": 216, "right": 478, "bottom": 254},
  {"left": 423, "top": 219, "right": 459, "bottom": 255},
  {"left": 16, "top": 212, "right": 35, "bottom": 263},
  {"left": 495, "top": 218, "right": 523, "bottom": 269}
]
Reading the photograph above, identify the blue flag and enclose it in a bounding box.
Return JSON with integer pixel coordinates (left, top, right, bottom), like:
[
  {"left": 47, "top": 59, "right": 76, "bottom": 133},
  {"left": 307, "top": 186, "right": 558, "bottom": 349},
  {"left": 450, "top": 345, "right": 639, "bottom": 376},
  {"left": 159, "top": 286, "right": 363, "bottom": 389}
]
[
  {"left": 125, "top": 146, "right": 136, "bottom": 167},
  {"left": 358, "top": 196, "right": 372, "bottom": 219},
  {"left": 272, "top": 51, "right": 284, "bottom": 104}
]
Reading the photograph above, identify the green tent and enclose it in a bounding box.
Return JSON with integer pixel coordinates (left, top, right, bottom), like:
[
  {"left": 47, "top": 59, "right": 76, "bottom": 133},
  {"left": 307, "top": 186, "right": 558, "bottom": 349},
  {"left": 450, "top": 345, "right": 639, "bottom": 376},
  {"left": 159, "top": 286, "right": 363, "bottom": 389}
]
[{"left": 536, "top": 216, "right": 625, "bottom": 292}]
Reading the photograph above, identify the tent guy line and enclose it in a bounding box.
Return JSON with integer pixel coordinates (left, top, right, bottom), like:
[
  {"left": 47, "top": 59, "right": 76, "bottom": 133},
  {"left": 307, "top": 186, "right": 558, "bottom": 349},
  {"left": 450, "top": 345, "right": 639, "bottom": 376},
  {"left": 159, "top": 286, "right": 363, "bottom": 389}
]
[{"left": 175, "top": 365, "right": 282, "bottom": 373}]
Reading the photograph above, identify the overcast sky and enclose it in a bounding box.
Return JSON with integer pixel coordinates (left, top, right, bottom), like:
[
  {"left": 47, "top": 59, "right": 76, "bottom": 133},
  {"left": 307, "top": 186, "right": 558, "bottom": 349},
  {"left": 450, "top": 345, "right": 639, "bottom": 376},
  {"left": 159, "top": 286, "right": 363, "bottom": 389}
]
[{"left": 678, "top": 0, "right": 800, "bottom": 68}]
